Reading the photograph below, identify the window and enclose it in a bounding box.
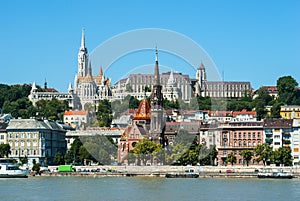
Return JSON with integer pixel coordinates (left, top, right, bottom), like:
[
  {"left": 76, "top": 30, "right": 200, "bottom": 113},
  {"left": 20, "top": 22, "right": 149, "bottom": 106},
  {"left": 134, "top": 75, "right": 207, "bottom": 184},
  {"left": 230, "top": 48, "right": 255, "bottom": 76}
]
[
  {"left": 243, "top": 141, "right": 246, "bottom": 147},
  {"left": 0, "top": 135, "right": 4, "bottom": 140},
  {"left": 248, "top": 133, "right": 251, "bottom": 138},
  {"left": 274, "top": 142, "right": 280, "bottom": 145},
  {"left": 252, "top": 133, "right": 256, "bottom": 138},
  {"left": 243, "top": 132, "right": 246, "bottom": 138},
  {"left": 257, "top": 132, "right": 261, "bottom": 138},
  {"left": 234, "top": 132, "right": 237, "bottom": 138}
]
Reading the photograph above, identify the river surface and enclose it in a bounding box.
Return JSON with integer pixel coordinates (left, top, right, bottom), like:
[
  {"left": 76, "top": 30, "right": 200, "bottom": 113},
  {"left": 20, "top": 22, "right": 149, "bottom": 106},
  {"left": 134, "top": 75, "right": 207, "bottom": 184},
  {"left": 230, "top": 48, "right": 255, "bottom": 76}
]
[{"left": 0, "top": 176, "right": 299, "bottom": 201}]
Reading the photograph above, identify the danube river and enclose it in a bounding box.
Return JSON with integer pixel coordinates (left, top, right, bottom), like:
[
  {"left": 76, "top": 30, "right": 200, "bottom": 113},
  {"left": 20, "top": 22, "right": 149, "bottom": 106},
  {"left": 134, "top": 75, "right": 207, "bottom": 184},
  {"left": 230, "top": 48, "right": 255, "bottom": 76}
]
[{"left": 1, "top": 177, "right": 299, "bottom": 201}]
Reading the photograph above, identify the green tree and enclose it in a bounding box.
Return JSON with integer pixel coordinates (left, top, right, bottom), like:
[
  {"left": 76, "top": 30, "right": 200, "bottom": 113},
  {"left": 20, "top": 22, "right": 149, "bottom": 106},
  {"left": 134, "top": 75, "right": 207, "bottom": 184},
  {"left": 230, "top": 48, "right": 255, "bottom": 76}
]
[
  {"left": 79, "top": 135, "right": 117, "bottom": 165},
  {"left": 254, "top": 143, "right": 273, "bottom": 166},
  {"left": 129, "top": 96, "right": 140, "bottom": 109},
  {"left": 133, "top": 138, "right": 162, "bottom": 165},
  {"left": 144, "top": 86, "right": 151, "bottom": 92},
  {"left": 125, "top": 150, "right": 136, "bottom": 165},
  {"left": 277, "top": 76, "right": 298, "bottom": 105},
  {"left": 270, "top": 102, "right": 282, "bottom": 119},
  {"left": 226, "top": 152, "right": 237, "bottom": 166},
  {"left": 36, "top": 99, "right": 69, "bottom": 120},
  {"left": 65, "top": 137, "right": 83, "bottom": 164},
  {"left": 240, "top": 150, "right": 253, "bottom": 166},
  {"left": 272, "top": 147, "right": 292, "bottom": 166},
  {"left": 53, "top": 151, "right": 65, "bottom": 165},
  {"left": 97, "top": 99, "right": 113, "bottom": 127},
  {"left": 19, "top": 157, "right": 28, "bottom": 166},
  {"left": 197, "top": 96, "right": 211, "bottom": 110},
  {"left": 32, "top": 159, "right": 41, "bottom": 173},
  {"left": 199, "top": 145, "right": 218, "bottom": 166},
  {"left": 0, "top": 144, "right": 11, "bottom": 158}
]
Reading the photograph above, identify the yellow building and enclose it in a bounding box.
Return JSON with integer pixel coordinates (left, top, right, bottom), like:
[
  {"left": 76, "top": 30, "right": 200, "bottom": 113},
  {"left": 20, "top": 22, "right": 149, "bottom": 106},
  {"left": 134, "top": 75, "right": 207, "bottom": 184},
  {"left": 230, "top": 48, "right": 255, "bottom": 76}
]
[{"left": 280, "top": 105, "right": 300, "bottom": 119}]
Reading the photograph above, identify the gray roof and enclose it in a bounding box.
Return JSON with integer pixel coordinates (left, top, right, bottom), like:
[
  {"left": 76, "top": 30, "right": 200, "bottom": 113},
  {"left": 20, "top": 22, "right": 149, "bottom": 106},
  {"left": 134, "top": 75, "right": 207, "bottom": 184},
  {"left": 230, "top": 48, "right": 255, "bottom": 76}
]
[{"left": 6, "top": 119, "right": 60, "bottom": 130}]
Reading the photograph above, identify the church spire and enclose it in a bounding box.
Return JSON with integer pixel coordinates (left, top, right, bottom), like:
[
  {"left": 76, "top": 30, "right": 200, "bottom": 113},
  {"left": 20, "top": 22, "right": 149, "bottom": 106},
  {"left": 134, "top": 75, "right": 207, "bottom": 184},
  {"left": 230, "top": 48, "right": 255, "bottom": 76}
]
[
  {"left": 99, "top": 66, "right": 103, "bottom": 77},
  {"left": 153, "top": 47, "right": 160, "bottom": 85},
  {"left": 80, "top": 28, "right": 87, "bottom": 52},
  {"left": 78, "top": 28, "right": 88, "bottom": 77}
]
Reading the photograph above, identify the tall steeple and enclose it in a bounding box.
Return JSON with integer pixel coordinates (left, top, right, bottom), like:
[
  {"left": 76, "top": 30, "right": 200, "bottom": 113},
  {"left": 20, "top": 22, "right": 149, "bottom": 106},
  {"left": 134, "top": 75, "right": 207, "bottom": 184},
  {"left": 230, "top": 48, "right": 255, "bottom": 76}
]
[
  {"left": 153, "top": 47, "right": 160, "bottom": 85},
  {"left": 150, "top": 48, "right": 164, "bottom": 143},
  {"left": 78, "top": 28, "right": 88, "bottom": 77}
]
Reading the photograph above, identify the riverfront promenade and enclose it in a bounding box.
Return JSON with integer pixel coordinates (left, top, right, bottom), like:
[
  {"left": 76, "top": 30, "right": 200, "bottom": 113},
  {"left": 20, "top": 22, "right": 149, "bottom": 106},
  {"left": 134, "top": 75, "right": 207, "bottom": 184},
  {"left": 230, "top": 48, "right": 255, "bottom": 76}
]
[{"left": 39, "top": 165, "right": 300, "bottom": 178}]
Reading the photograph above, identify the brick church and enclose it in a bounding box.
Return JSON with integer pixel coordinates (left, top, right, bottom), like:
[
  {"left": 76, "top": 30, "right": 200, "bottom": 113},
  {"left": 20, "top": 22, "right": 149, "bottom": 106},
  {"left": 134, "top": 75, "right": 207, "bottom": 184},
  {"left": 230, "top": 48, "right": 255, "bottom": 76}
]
[{"left": 118, "top": 49, "right": 165, "bottom": 164}]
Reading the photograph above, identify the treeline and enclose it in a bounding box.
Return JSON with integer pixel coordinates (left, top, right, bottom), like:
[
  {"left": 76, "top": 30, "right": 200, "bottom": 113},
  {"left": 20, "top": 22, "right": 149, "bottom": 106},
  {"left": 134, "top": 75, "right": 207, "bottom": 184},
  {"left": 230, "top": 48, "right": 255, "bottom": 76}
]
[
  {"left": 0, "top": 83, "right": 68, "bottom": 121},
  {"left": 55, "top": 136, "right": 118, "bottom": 165}
]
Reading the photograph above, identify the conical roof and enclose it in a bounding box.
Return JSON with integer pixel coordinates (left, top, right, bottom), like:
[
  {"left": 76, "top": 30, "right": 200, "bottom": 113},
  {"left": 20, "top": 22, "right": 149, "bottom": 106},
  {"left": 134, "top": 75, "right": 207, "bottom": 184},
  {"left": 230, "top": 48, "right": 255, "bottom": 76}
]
[{"left": 133, "top": 99, "right": 151, "bottom": 120}]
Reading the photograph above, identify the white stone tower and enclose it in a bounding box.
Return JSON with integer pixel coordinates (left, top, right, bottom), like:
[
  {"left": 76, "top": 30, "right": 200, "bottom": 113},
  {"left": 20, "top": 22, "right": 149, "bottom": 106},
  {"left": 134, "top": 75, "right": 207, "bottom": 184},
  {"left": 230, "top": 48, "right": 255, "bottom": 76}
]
[{"left": 78, "top": 28, "right": 88, "bottom": 77}]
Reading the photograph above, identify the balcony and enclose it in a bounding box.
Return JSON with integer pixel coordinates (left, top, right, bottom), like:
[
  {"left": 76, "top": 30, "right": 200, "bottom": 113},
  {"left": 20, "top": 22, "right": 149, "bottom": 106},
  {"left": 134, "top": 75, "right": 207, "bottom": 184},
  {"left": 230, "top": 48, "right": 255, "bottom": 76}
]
[{"left": 265, "top": 138, "right": 273, "bottom": 144}]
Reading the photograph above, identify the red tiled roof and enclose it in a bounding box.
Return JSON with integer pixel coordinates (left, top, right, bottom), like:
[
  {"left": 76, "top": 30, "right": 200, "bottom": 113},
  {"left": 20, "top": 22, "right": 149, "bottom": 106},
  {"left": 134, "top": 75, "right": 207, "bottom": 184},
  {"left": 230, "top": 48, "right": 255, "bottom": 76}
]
[
  {"left": 43, "top": 88, "right": 58, "bottom": 92},
  {"left": 233, "top": 109, "right": 256, "bottom": 117},
  {"left": 64, "top": 110, "right": 88, "bottom": 116}
]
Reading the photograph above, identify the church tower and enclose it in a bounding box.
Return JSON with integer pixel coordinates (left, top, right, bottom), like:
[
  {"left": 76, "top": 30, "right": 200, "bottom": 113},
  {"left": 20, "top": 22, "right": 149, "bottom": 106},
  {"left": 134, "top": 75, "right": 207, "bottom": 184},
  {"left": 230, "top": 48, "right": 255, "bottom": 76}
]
[
  {"left": 196, "top": 61, "right": 206, "bottom": 93},
  {"left": 78, "top": 28, "right": 88, "bottom": 77},
  {"left": 150, "top": 48, "right": 164, "bottom": 143}
]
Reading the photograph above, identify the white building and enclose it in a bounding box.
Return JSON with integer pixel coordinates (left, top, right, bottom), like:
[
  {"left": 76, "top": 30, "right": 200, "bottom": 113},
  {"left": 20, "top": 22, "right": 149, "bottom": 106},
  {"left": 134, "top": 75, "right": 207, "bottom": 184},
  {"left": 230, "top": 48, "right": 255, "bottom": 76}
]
[
  {"left": 292, "top": 119, "right": 300, "bottom": 166},
  {"left": 6, "top": 119, "right": 68, "bottom": 166},
  {"left": 63, "top": 110, "right": 89, "bottom": 129},
  {"left": 263, "top": 119, "right": 293, "bottom": 151}
]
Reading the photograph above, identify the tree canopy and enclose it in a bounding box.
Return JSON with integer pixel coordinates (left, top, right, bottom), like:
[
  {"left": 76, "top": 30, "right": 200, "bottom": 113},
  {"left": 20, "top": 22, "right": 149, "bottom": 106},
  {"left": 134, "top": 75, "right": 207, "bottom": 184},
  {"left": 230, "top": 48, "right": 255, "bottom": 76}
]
[{"left": 97, "top": 99, "right": 113, "bottom": 127}]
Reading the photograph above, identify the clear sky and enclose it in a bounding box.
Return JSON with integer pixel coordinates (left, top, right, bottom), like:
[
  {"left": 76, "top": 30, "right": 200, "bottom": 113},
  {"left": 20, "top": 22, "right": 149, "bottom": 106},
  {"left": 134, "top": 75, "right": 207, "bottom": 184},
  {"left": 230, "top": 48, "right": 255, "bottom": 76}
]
[{"left": 0, "top": 0, "right": 299, "bottom": 92}]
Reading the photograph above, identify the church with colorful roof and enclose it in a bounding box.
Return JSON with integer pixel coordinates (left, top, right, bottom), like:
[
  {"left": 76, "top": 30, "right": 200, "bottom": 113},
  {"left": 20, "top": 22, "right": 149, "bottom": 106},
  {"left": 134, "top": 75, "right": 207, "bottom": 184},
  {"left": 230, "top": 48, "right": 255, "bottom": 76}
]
[{"left": 118, "top": 49, "right": 166, "bottom": 164}]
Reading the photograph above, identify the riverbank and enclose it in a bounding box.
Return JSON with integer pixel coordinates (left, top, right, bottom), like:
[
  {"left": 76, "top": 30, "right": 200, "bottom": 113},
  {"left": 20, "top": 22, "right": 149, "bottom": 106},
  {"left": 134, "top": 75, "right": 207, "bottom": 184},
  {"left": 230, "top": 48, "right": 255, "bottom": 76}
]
[{"left": 34, "top": 165, "right": 300, "bottom": 178}]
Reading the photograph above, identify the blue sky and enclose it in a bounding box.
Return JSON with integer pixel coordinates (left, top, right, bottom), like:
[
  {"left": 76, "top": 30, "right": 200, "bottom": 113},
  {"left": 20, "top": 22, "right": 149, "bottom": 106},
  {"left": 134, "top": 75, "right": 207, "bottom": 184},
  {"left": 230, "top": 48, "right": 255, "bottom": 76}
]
[{"left": 0, "top": 0, "right": 299, "bottom": 91}]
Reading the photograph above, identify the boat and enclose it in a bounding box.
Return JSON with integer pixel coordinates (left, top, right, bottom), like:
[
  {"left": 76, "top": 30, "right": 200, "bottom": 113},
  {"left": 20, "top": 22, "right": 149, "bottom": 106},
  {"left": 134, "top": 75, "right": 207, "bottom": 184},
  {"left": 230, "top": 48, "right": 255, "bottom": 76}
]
[
  {"left": 166, "top": 168, "right": 199, "bottom": 178},
  {"left": 165, "top": 173, "right": 199, "bottom": 178},
  {"left": 257, "top": 168, "right": 293, "bottom": 179},
  {"left": 0, "top": 158, "right": 29, "bottom": 178}
]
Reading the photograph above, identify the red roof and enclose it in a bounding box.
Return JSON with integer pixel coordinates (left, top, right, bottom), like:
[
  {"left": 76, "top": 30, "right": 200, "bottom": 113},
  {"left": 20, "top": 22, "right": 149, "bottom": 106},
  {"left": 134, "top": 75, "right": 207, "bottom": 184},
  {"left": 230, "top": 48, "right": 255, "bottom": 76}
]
[
  {"left": 233, "top": 109, "right": 256, "bottom": 117},
  {"left": 64, "top": 110, "right": 88, "bottom": 116}
]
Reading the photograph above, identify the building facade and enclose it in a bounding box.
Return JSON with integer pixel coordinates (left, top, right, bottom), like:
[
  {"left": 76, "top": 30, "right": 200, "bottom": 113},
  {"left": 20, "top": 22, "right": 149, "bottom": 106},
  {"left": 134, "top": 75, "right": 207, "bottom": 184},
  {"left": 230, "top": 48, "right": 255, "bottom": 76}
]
[
  {"left": 195, "top": 62, "right": 252, "bottom": 99},
  {"left": 263, "top": 119, "right": 293, "bottom": 150},
  {"left": 0, "top": 122, "right": 8, "bottom": 145},
  {"left": 6, "top": 119, "right": 67, "bottom": 166},
  {"left": 217, "top": 121, "right": 264, "bottom": 166},
  {"left": 111, "top": 71, "right": 192, "bottom": 102}
]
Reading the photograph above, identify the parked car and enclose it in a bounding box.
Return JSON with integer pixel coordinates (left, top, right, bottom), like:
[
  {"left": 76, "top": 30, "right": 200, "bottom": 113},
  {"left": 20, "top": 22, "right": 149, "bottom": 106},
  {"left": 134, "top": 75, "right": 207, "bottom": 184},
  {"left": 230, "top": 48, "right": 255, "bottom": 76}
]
[{"left": 226, "top": 169, "right": 234, "bottom": 173}]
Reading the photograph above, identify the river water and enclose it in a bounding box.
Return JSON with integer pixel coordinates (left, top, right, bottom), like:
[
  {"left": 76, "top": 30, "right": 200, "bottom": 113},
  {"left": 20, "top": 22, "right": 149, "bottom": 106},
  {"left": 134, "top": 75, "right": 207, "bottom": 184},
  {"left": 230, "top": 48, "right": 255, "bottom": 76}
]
[{"left": 0, "top": 176, "right": 299, "bottom": 201}]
